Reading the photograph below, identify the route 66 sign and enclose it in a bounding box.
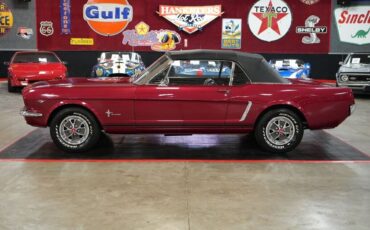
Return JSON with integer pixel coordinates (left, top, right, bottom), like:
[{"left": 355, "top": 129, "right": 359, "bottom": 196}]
[{"left": 40, "top": 21, "right": 54, "bottom": 36}]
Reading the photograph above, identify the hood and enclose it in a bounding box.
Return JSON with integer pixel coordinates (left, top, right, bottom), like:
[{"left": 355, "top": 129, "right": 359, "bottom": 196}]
[
  {"left": 30, "top": 77, "right": 133, "bottom": 89},
  {"left": 339, "top": 63, "right": 370, "bottom": 73}
]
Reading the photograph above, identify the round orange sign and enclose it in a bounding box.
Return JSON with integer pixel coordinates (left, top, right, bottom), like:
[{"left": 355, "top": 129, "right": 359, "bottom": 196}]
[{"left": 83, "top": 0, "right": 133, "bottom": 36}]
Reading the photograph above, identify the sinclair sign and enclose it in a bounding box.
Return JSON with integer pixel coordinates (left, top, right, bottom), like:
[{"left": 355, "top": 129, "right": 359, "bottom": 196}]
[{"left": 334, "top": 6, "right": 370, "bottom": 45}]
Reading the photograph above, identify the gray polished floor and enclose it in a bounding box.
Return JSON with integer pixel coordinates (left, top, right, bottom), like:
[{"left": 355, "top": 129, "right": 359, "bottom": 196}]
[{"left": 0, "top": 82, "right": 369, "bottom": 230}]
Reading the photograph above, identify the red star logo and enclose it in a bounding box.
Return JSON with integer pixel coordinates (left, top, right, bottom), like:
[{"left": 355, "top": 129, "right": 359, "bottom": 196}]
[{"left": 253, "top": 0, "right": 288, "bottom": 35}]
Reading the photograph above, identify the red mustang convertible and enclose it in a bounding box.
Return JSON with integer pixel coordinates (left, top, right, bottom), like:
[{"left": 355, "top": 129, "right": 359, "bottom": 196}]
[{"left": 21, "top": 50, "right": 355, "bottom": 153}]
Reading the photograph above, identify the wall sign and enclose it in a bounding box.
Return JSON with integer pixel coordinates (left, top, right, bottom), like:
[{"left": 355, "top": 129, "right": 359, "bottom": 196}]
[
  {"left": 248, "top": 0, "right": 292, "bottom": 42},
  {"left": 334, "top": 6, "right": 370, "bottom": 45},
  {"left": 83, "top": 0, "right": 133, "bottom": 36},
  {"left": 221, "top": 18, "right": 242, "bottom": 49},
  {"left": 157, "top": 5, "right": 223, "bottom": 34},
  {"left": 35, "top": 0, "right": 330, "bottom": 53},
  {"left": 70, "top": 38, "right": 94, "bottom": 45},
  {"left": 122, "top": 21, "right": 181, "bottom": 51},
  {"left": 0, "top": 1, "right": 13, "bottom": 36},
  {"left": 299, "top": 0, "right": 320, "bottom": 5},
  {"left": 60, "top": 0, "right": 71, "bottom": 34},
  {"left": 17, "top": 27, "right": 33, "bottom": 40},
  {"left": 296, "top": 15, "right": 327, "bottom": 44},
  {"left": 40, "top": 21, "right": 54, "bottom": 36}
]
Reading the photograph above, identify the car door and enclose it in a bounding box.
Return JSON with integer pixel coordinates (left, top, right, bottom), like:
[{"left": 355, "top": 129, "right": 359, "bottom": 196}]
[
  {"left": 134, "top": 85, "right": 183, "bottom": 126},
  {"left": 134, "top": 65, "right": 183, "bottom": 126},
  {"left": 167, "top": 60, "right": 232, "bottom": 126}
]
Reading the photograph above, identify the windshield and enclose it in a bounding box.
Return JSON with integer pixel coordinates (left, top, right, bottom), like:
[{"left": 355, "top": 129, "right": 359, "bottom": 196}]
[
  {"left": 347, "top": 54, "right": 370, "bottom": 65},
  {"left": 99, "top": 52, "right": 140, "bottom": 63},
  {"left": 13, "top": 52, "right": 60, "bottom": 63},
  {"left": 134, "top": 55, "right": 172, "bottom": 85}
]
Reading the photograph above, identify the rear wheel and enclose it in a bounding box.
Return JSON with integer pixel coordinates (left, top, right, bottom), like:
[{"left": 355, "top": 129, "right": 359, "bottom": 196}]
[
  {"left": 254, "top": 109, "right": 304, "bottom": 153},
  {"left": 7, "top": 78, "right": 16, "bottom": 93},
  {"left": 50, "top": 108, "right": 101, "bottom": 152}
]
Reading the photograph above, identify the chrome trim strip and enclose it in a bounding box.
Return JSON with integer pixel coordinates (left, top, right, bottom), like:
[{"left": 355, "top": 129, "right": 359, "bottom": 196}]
[
  {"left": 239, "top": 101, "right": 253, "bottom": 122},
  {"left": 229, "top": 62, "right": 235, "bottom": 86},
  {"left": 20, "top": 109, "right": 43, "bottom": 117}
]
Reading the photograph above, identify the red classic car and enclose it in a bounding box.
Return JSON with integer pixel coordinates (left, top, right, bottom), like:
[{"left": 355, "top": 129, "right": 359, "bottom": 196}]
[
  {"left": 5, "top": 51, "right": 67, "bottom": 92},
  {"left": 21, "top": 50, "right": 355, "bottom": 153}
]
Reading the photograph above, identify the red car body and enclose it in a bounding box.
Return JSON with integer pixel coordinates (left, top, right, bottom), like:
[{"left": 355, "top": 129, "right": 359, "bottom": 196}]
[
  {"left": 6, "top": 51, "right": 67, "bottom": 92},
  {"left": 21, "top": 50, "right": 355, "bottom": 153},
  {"left": 22, "top": 78, "right": 354, "bottom": 131}
]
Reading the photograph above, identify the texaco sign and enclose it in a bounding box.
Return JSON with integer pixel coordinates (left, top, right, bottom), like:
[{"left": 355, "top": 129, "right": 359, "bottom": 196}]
[
  {"left": 299, "top": 0, "right": 320, "bottom": 5},
  {"left": 248, "top": 0, "right": 292, "bottom": 42}
]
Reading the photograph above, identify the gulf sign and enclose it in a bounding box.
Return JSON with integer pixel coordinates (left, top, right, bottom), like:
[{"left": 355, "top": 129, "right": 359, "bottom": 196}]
[{"left": 83, "top": 0, "right": 133, "bottom": 36}]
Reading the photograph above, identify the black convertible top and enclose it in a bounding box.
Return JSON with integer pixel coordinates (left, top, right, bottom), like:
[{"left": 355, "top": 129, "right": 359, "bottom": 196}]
[{"left": 166, "top": 50, "right": 287, "bottom": 83}]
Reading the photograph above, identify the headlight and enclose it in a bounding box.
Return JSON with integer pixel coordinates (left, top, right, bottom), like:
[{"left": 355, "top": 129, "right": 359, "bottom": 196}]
[
  {"left": 340, "top": 75, "right": 349, "bottom": 82},
  {"left": 102, "top": 62, "right": 113, "bottom": 68}
]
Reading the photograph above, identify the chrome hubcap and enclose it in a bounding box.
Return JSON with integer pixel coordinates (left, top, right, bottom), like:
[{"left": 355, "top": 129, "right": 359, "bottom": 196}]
[
  {"left": 266, "top": 116, "right": 295, "bottom": 146},
  {"left": 59, "top": 115, "right": 90, "bottom": 146}
]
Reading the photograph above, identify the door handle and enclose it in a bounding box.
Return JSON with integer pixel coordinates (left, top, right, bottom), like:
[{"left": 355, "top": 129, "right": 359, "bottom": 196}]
[{"left": 217, "top": 89, "right": 230, "bottom": 94}]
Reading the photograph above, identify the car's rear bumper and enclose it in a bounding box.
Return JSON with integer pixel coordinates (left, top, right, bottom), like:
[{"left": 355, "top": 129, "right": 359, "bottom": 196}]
[{"left": 11, "top": 76, "right": 65, "bottom": 87}]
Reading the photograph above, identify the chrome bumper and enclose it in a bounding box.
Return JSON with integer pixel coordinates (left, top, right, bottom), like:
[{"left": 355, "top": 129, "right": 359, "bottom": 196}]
[
  {"left": 350, "top": 104, "right": 356, "bottom": 115},
  {"left": 338, "top": 83, "right": 370, "bottom": 90},
  {"left": 20, "top": 108, "right": 43, "bottom": 117}
]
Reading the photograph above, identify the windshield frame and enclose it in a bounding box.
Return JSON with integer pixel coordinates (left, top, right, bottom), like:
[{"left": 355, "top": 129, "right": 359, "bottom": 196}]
[{"left": 133, "top": 55, "right": 172, "bottom": 85}]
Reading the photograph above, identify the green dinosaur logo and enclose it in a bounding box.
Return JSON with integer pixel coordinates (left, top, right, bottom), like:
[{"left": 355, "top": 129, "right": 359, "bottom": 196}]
[{"left": 352, "top": 27, "right": 370, "bottom": 39}]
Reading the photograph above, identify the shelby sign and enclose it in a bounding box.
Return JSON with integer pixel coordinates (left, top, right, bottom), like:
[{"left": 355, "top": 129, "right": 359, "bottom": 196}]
[{"left": 334, "top": 6, "right": 370, "bottom": 45}]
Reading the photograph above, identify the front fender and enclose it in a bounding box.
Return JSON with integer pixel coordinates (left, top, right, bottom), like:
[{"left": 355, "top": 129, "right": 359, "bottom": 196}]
[{"left": 45, "top": 100, "right": 102, "bottom": 126}]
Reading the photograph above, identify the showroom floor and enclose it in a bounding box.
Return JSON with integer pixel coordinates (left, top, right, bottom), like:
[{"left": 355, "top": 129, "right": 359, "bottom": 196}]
[{"left": 0, "top": 81, "right": 369, "bottom": 230}]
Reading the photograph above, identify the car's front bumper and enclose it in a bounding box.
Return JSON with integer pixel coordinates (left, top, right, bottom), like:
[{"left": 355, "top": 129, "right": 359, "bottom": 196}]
[
  {"left": 350, "top": 104, "right": 356, "bottom": 115},
  {"left": 337, "top": 83, "right": 370, "bottom": 94},
  {"left": 20, "top": 107, "right": 43, "bottom": 117}
]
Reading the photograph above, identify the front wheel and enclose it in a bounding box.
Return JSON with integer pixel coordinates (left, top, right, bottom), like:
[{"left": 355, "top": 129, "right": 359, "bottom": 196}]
[
  {"left": 50, "top": 108, "right": 101, "bottom": 152},
  {"left": 254, "top": 109, "right": 304, "bottom": 153}
]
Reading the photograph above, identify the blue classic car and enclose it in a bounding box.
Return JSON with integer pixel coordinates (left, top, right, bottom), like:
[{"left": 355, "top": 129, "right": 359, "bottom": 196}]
[
  {"left": 91, "top": 52, "right": 145, "bottom": 78},
  {"left": 269, "top": 59, "right": 311, "bottom": 79},
  {"left": 172, "top": 60, "right": 232, "bottom": 78}
]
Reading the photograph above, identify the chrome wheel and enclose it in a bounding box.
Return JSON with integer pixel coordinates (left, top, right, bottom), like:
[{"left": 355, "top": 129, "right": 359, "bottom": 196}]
[
  {"left": 265, "top": 116, "right": 295, "bottom": 146},
  {"left": 59, "top": 115, "right": 90, "bottom": 146}
]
